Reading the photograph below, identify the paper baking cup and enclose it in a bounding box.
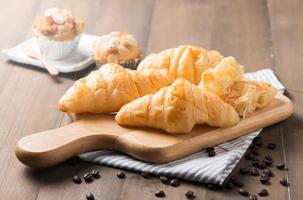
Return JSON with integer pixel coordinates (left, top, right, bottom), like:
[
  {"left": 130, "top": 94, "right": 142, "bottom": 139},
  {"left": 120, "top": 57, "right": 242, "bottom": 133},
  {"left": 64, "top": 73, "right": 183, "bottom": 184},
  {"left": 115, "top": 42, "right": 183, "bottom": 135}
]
[
  {"left": 35, "top": 34, "right": 81, "bottom": 60},
  {"left": 94, "top": 57, "right": 140, "bottom": 70}
]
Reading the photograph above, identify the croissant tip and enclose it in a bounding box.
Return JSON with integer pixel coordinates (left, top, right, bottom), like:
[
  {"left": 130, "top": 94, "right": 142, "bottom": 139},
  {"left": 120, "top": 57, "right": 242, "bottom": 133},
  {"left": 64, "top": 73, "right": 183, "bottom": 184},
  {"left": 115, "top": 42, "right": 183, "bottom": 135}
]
[{"left": 58, "top": 103, "right": 67, "bottom": 112}]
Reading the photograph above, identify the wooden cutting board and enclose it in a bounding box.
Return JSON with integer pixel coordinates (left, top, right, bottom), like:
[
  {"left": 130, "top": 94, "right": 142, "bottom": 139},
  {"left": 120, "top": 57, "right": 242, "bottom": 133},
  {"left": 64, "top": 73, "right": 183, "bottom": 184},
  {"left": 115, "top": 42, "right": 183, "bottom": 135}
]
[{"left": 16, "top": 93, "right": 293, "bottom": 168}]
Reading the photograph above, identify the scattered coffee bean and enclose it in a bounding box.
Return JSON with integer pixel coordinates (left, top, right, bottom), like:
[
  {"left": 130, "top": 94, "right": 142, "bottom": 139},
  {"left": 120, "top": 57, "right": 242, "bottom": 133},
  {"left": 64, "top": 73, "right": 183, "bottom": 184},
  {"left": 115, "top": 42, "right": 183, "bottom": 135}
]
[
  {"left": 185, "top": 191, "right": 195, "bottom": 199},
  {"left": 86, "top": 192, "right": 94, "bottom": 200},
  {"left": 223, "top": 180, "right": 234, "bottom": 190},
  {"left": 251, "top": 156, "right": 259, "bottom": 161},
  {"left": 170, "top": 179, "right": 180, "bottom": 187},
  {"left": 229, "top": 175, "right": 243, "bottom": 187},
  {"left": 206, "top": 147, "right": 215, "bottom": 152},
  {"left": 72, "top": 175, "right": 82, "bottom": 184},
  {"left": 239, "top": 167, "right": 250, "bottom": 175},
  {"left": 260, "top": 175, "right": 270, "bottom": 184},
  {"left": 265, "top": 155, "right": 273, "bottom": 161},
  {"left": 155, "top": 190, "right": 166, "bottom": 198},
  {"left": 258, "top": 189, "right": 269, "bottom": 197},
  {"left": 267, "top": 143, "right": 276, "bottom": 149},
  {"left": 249, "top": 194, "right": 258, "bottom": 200},
  {"left": 280, "top": 178, "right": 289, "bottom": 187},
  {"left": 83, "top": 173, "right": 93, "bottom": 183},
  {"left": 245, "top": 152, "right": 254, "bottom": 160},
  {"left": 91, "top": 170, "right": 100, "bottom": 178},
  {"left": 140, "top": 171, "right": 150, "bottom": 179},
  {"left": 253, "top": 161, "right": 266, "bottom": 169},
  {"left": 207, "top": 150, "right": 216, "bottom": 157},
  {"left": 263, "top": 159, "right": 273, "bottom": 166},
  {"left": 263, "top": 168, "right": 274, "bottom": 177},
  {"left": 238, "top": 189, "right": 249, "bottom": 196},
  {"left": 117, "top": 171, "right": 126, "bottom": 179},
  {"left": 276, "top": 163, "right": 286, "bottom": 170},
  {"left": 253, "top": 137, "right": 263, "bottom": 147},
  {"left": 249, "top": 167, "right": 260, "bottom": 176},
  {"left": 251, "top": 148, "right": 260, "bottom": 156},
  {"left": 159, "top": 176, "right": 169, "bottom": 184}
]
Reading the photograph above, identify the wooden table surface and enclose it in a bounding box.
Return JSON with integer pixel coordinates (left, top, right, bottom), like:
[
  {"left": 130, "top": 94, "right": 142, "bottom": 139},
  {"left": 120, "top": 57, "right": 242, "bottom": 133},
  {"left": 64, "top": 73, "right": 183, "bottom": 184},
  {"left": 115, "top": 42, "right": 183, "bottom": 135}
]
[{"left": 0, "top": 0, "right": 302, "bottom": 199}]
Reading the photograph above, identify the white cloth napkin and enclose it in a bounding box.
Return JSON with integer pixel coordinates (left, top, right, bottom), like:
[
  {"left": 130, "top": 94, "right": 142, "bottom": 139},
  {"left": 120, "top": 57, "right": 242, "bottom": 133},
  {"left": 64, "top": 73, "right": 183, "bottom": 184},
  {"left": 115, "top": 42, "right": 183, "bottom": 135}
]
[{"left": 79, "top": 69, "right": 285, "bottom": 185}]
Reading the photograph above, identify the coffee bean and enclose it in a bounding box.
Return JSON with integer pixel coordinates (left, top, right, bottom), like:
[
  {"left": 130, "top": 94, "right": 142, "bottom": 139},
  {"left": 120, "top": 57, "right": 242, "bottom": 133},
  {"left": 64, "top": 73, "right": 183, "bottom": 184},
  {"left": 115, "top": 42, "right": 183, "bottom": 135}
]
[
  {"left": 155, "top": 190, "right": 165, "bottom": 198},
  {"left": 238, "top": 189, "right": 249, "bottom": 196},
  {"left": 223, "top": 180, "right": 234, "bottom": 190},
  {"left": 117, "top": 171, "right": 126, "bottom": 179},
  {"left": 267, "top": 143, "right": 276, "bottom": 149},
  {"left": 276, "top": 163, "right": 286, "bottom": 170},
  {"left": 249, "top": 167, "right": 260, "bottom": 176},
  {"left": 263, "top": 159, "right": 273, "bottom": 166},
  {"left": 263, "top": 168, "right": 274, "bottom": 177},
  {"left": 280, "top": 178, "right": 289, "bottom": 187},
  {"left": 245, "top": 152, "right": 254, "bottom": 160},
  {"left": 249, "top": 194, "right": 258, "bottom": 200},
  {"left": 207, "top": 150, "right": 216, "bottom": 157},
  {"left": 91, "top": 170, "right": 100, "bottom": 178},
  {"left": 86, "top": 192, "right": 94, "bottom": 200},
  {"left": 83, "top": 173, "right": 93, "bottom": 183},
  {"left": 265, "top": 155, "right": 273, "bottom": 161},
  {"left": 232, "top": 180, "right": 243, "bottom": 187},
  {"left": 229, "top": 175, "right": 243, "bottom": 187},
  {"left": 260, "top": 175, "right": 270, "bottom": 184},
  {"left": 251, "top": 148, "right": 260, "bottom": 156},
  {"left": 170, "top": 179, "right": 180, "bottom": 187},
  {"left": 159, "top": 176, "right": 169, "bottom": 184},
  {"left": 253, "top": 161, "right": 266, "bottom": 169},
  {"left": 141, "top": 171, "right": 150, "bottom": 179},
  {"left": 253, "top": 137, "right": 263, "bottom": 147},
  {"left": 206, "top": 147, "right": 215, "bottom": 152},
  {"left": 239, "top": 167, "right": 249, "bottom": 175},
  {"left": 185, "top": 191, "right": 195, "bottom": 199},
  {"left": 258, "top": 189, "right": 269, "bottom": 196},
  {"left": 72, "top": 175, "right": 82, "bottom": 184},
  {"left": 251, "top": 156, "right": 259, "bottom": 162}
]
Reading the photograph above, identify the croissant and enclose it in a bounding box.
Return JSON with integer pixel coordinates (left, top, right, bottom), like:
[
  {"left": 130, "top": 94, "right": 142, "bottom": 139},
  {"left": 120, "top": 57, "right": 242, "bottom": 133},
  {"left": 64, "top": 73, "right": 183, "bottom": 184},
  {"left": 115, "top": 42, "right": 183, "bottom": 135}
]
[
  {"left": 59, "top": 45, "right": 224, "bottom": 113},
  {"left": 199, "top": 57, "right": 276, "bottom": 117},
  {"left": 115, "top": 79, "right": 240, "bottom": 134},
  {"left": 221, "top": 80, "right": 277, "bottom": 117},
  {"left": 58, "top": 63, "right": 166, "bottom": 113},
  {"left": 137, "top": 45, "right": 223, "bottom": 85}
]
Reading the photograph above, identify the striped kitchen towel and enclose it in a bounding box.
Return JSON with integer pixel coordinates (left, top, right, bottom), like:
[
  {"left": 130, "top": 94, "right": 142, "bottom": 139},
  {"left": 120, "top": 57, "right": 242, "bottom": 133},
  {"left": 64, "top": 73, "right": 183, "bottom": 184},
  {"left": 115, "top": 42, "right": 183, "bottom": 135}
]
[{"left": 79, "top": 69, "right": 285, "bottom": 185}]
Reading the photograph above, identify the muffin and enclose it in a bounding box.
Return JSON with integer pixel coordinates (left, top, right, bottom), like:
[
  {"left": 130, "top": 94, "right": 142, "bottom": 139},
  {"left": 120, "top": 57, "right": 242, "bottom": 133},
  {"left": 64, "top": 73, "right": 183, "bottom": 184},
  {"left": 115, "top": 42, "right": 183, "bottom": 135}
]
[
  {"left": 33, "top": 8, "right": 85, "bottom": 60},
  {"left": 93, "top": 32, "right": 141, "bottom": 69}
]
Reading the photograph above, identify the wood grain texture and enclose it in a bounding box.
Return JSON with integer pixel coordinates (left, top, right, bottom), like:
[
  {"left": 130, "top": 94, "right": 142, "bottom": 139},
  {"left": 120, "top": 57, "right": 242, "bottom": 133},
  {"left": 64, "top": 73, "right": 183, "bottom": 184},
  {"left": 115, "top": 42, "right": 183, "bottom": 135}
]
[
  {"left": 268, "top": 0, "right": 303, "bottom": 199},
  {"left": 0, "top": 0, "right": 301, "bottom": 199}
]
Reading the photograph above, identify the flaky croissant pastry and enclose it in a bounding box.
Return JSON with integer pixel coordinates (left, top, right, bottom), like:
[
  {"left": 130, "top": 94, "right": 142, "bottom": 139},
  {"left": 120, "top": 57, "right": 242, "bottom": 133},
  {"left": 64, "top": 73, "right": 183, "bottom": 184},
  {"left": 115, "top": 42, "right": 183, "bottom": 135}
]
[
  {"left": 59, "top": 45, "right": 225, "bottom": 113},
  {"left": 115, "top": 79, "right": 240, "bottom": 134},
  {"left": 199, "top": 57, "right": 276, "bottom": 117},
  {"left": 58, "top": 63, "right": 166, "bottom": 113},
  {"left": 137, "top": 45, "right": 223, "bottom": 85}
]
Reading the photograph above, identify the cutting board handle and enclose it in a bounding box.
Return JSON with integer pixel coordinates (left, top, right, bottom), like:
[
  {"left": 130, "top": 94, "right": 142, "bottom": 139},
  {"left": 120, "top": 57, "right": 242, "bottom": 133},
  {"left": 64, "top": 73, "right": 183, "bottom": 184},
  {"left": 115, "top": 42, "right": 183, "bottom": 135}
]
[{"left": 15, "top": 122, "right": 117, "bottom": 168}]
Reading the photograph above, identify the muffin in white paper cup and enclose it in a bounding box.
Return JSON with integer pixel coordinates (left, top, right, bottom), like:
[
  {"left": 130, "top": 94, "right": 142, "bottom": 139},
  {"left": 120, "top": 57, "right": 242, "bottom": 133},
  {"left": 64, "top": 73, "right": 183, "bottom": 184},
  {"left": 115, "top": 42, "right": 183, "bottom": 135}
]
[{"left": 33, "top": 8, "right": 85, "bottom": 60}]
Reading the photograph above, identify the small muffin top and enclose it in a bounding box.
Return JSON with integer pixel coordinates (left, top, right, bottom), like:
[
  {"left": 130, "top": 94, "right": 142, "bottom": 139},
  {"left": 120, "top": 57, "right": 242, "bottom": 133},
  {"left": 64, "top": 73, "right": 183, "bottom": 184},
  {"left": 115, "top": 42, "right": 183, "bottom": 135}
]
[
  {"left": 93, "top": 32, "right": 141, "bottom": 63},
  {"left": 33, "top": 8, "right": 85, "bottom": 41}
]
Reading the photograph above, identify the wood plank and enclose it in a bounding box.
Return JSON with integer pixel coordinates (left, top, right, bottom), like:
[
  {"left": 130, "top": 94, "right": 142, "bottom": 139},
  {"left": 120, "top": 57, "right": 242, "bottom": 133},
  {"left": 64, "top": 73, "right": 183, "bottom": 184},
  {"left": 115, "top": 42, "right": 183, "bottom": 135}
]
[{"left": 268, "top": 0, "right": 303, "bottom": 199}]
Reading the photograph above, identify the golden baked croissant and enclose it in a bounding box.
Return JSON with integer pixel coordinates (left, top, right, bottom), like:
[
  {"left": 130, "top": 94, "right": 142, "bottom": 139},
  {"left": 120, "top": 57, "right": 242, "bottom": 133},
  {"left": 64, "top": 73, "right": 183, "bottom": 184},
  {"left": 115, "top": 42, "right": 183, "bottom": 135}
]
[
  {"left": 115, "top": 79, "right": 240, "bottom": 134},
  {"left": 137, "top": 45, "right": 223, "bottom": 85},
  {"left": 199, "top": 57, "right": 276, "bottom": 117},
  {"left": 58, "top": 63, "right": 167, "bottom": 113},
  {"left": 59, "top": 45, "right": 225, "bottom": 113},
  {"left": 221, "top": 80, "right": 277, "bottom": 117}
]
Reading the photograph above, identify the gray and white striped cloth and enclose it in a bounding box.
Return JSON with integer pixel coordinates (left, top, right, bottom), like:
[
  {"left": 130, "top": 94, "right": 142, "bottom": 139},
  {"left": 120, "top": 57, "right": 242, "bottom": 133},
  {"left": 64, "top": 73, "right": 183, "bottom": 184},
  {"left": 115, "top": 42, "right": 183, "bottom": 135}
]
[{"left": 79, "top": 69, "right": 285, "bottom": 185}]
